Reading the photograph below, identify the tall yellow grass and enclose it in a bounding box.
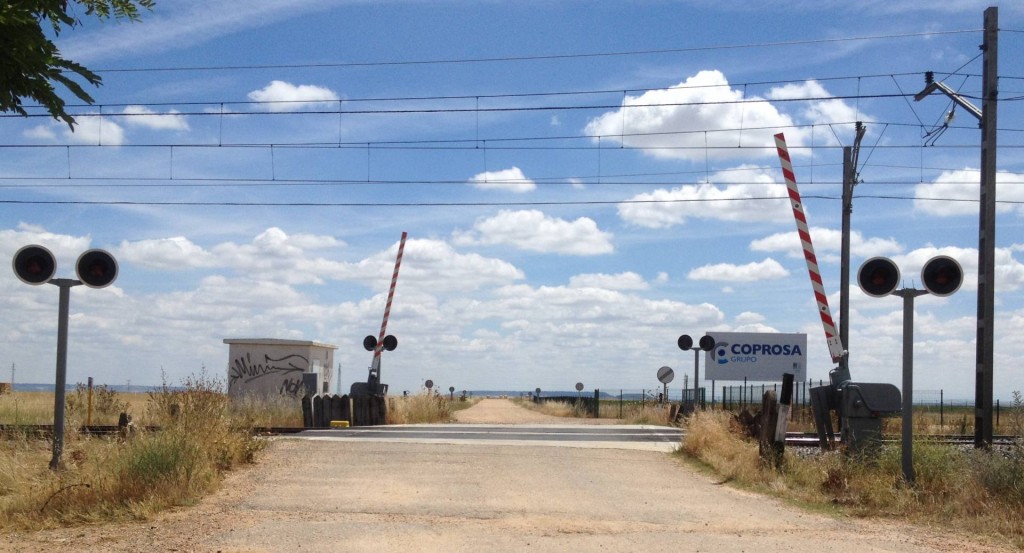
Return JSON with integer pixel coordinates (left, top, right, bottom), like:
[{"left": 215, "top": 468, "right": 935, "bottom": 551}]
[
  {"left": 387, "top": 392, "right": 475, "bottom": 424},
  {"left": 678, "top": 403, "right": 1024, "bottom": 549},
  {"left": 0, "top": 371, "right": 265, "bottom": 530},
  {"left": 0, "top": 388, "right": 150, "bottom": 426}
]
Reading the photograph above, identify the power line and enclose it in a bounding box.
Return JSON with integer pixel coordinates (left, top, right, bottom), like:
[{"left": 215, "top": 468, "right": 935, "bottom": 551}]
[
  {"left": 89, "top": 29, "right": 982, "bottom": 74},
  {"left": 39, "top": 71, "right": 957, "bottom": 111},
  {"left": 3, "top": 120, "right": 1018, "bottom": 152},
  {"left": 2, "top": 92, "right": 918, "bottom": 120},
  {"left": 0, "top": 194, "right": 1017, "bottom": 208}
]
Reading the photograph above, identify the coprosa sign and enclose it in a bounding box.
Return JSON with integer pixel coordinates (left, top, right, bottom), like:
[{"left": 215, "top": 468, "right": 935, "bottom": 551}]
[{"left": 703, "top": 332, "right": 807, "bottom": 382}]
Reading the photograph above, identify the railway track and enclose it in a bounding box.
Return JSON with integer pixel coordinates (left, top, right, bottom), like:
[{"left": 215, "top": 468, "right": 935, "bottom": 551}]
[
  {"left": 784, "top": 431, "right": 1019, "bottom": 448},
  {"left": 2, "top": 424, "right": 1018, "bottom": 448},
  {"left": 0, "top": 424, "right": 305, "bottom": 437}
]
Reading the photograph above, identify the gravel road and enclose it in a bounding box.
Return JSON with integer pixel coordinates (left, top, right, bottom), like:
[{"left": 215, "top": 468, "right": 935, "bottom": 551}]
[{"left": 1, "top": 399, "right": 1013, "bottom": 552}]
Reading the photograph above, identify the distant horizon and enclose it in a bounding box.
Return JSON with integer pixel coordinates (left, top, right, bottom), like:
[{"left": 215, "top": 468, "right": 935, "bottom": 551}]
[{"left": 3, "top": 382, "right": 1003, "bottom": 405}]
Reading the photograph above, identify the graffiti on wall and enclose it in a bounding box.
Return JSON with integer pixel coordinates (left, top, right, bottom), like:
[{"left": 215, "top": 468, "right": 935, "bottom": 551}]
[{"left": 228, "top": 352, "right": 309, "bottom": 389}]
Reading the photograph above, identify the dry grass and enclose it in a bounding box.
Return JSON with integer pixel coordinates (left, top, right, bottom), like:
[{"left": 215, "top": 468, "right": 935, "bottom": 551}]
[
  {"left": 227, "top": 392, "right": 304, "bottom": 428},
  {"left": 677, "top": 402, "right": 1024, "bottom": 549},
  {"left": 619, "top": 402, "right": 672, "bottom": 425},
  {"left": 0, "top": 371, "right": 265, "bottom": 531},
  {"left": 387, "top": 392, "right": 477, "bottom": 424},
  {"left": 0, "top": 388, "right": 151, "bottom": 427},
  {"left": 513, "top": 398, "right": 601, "bottom": 419}
]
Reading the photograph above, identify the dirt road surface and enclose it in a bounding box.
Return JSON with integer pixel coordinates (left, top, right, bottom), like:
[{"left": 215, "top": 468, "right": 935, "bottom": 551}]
[{"left": 2, "top": 399, "right": 1012, "bottom": 552}]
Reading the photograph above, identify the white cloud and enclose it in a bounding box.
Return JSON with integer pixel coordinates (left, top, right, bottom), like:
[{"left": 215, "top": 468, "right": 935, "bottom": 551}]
[
  {"left": 122, "top": 105, "right": 190, "bottom": 131},
  {"left": 750, "top": 226, "right": 903, "bottom": 258},
  {"left": 64, "top": 115, "right": 125, "bottom": 146},
  {"left": 0, "top": 223, "right": 92, "bottom": 262},
  {"left": 210, "top": 227, "right": 346, "bottom": 285},
  {"left": 735, "top": 311, "right": 766, "bottom": 325},
  {"left": 118, "top": 236, "right": 217, "bottom": 270},
  {"left": 618, "top": 165, "right": 788, "bottom": 228},
  {"left": 584, "top": 70, "right": 805, "bottom": 161},
  {"left": 247, "top": 80, "right": 341, "bottom": 112},
  {"left": 766, "top": 80, "right": 866, "bottom": 132},
  {"left": 118, "top": 228, "right": 347, "bottom": 281},
  {"left": 485, "top": 282, "right": 725, "bottom": 337},
  {"left": 468, "top": 167, "right": 536, "bottom": 193},
  {"left": 688, "top": 258, "right": 789, "bottom": 282},
  {"left": 915, "top": 169, "right": 1024, "bottom": 217},
  {"left": 58, "top": 1, "right": 340, "bottom": 64},
  {"left": 24, "top": 126, "right": 56, "bottom": 140},
  {"left": 452, "top": 210, "right": 614, "bottom": 255},
  {"left": 351, "top": 237, "right": 525, "bottom": 293},
  {"left": 569, "top": 272, "right": 649, "bottom": 291}
]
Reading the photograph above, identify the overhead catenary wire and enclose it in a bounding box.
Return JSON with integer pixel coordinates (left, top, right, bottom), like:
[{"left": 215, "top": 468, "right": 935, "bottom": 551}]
[
  {"left": 12, "top": 66, "right": 1019, "bottom": 118},
  {"left": 87, "top": 29, "right": 984, "bottom": 74},
  {"left": 0, "top": 92, "right": 926, "bottom": 120},
  {"left": 1, "top": 117, "right": 1019, "bottom": 150},
  {"left": 0, "top": 194, "right": 1016, "bottom": 208},
  {"left": 3, "top": 42, "right": 1018, "bottom": 212}
]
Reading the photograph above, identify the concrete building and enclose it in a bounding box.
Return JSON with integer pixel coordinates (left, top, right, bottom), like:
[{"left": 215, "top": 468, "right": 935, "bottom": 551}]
[{"left": 223, "top": 338, "right": 336, "bottom": 398}]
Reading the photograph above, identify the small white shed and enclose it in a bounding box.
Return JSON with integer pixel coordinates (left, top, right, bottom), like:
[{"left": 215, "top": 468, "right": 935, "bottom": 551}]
[{"left": 224, "top": 338, "right": 336, "bottom": 398}]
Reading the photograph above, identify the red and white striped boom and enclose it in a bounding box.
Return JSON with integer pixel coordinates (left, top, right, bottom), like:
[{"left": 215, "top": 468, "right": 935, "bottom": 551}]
[
  {"left": 372, "top": 231, "right": 407, "bottom": 369},
  {"left": 774, "top": 133, "right": 845, "bottom": 363}
]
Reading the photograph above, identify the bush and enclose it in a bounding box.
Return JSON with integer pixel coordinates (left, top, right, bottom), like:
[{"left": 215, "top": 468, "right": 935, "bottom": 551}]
[{"left": 65, "top": 383, "right": 129, "bottom": 425}]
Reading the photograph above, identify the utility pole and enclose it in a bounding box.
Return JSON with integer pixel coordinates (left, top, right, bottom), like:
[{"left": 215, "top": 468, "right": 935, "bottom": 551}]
[
  {"left": 839, "top": 122, "right": 866, "bottom": 377},
  {"left": 976, "top": 7, "right": 998, "bottom": 448},
  {"left": 913, "top": 7, "right": 998, "bottom": 448}
]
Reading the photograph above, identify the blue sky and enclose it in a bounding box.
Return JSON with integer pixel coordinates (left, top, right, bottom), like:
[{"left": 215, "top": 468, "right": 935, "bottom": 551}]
[{"left": 3, "top": 0, "right": 1024, "bottom": 399}]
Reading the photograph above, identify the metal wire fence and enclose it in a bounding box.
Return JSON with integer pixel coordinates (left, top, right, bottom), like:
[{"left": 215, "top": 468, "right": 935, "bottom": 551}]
[{"left": 603, "top": 383, "right": 1017, "bottom": 428}]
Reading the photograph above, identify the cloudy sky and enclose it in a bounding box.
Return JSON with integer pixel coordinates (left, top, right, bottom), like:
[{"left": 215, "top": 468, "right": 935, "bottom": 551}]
[{"left": 3, "top": 0, "right": 1024, "bottom": 399}]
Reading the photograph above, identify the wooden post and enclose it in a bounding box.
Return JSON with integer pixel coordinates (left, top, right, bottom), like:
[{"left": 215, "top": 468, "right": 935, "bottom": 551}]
[
  {"left": 759, "top": 390, "right": 783, "bottom": 468},
  {"left": 341, "top": 394, "right": 351, "bottom": 425},
  {"left": 313, "top": 395, "right": 324, "bottom": 428},
  {"left": 86, "top": 377, "right": 93, "bottom": 427},
  {"left": 301, "top": 395, "right": 313, "bottom": 428},
  {"left": 331, "top": 394, "right": 343, "bottom": 422},
  {"left": 322, "top": 395, "right": 334, "bottom": 426}
]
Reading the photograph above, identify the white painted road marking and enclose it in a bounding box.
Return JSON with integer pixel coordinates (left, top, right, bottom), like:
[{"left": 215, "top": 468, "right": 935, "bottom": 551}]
[{"left": 295, "top": 424, "right": 684, "bottom": 452}]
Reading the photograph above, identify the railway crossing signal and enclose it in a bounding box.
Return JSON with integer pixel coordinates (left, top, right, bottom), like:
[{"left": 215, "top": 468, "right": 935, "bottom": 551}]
[
  {"left": 12, "top": 245, "right": 56, "bottom": 285},
  {"left": 75, "top": 249, "right": 118, "bottom": 288},
  {"left": 857, "top": 256, "right": 964, "bottom": 299},
  {"left": 921, "top": 255, "right": 964, "bottom": 297},
  {"left": 11, "top": 244, "right": 119, "bottom": 470},
  {"left": 363, "top": 334, "right": 397, "bottom": 352},
  {"left": 857, "top": 257, "right": 900, "bottom": 297},
  {"left": 857, "top": 255, "right": 963, "bottom": 483}
]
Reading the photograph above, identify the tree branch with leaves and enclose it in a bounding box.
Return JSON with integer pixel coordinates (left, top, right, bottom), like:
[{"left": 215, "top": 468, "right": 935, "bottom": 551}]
[{"left": 0, "top": 0, "right": 154, "bottom": 129}]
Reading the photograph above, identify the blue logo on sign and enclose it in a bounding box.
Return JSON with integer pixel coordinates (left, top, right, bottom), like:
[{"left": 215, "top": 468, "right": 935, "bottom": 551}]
[{"left": 711, "top": 342, "right": 730, "bottom": 364}]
